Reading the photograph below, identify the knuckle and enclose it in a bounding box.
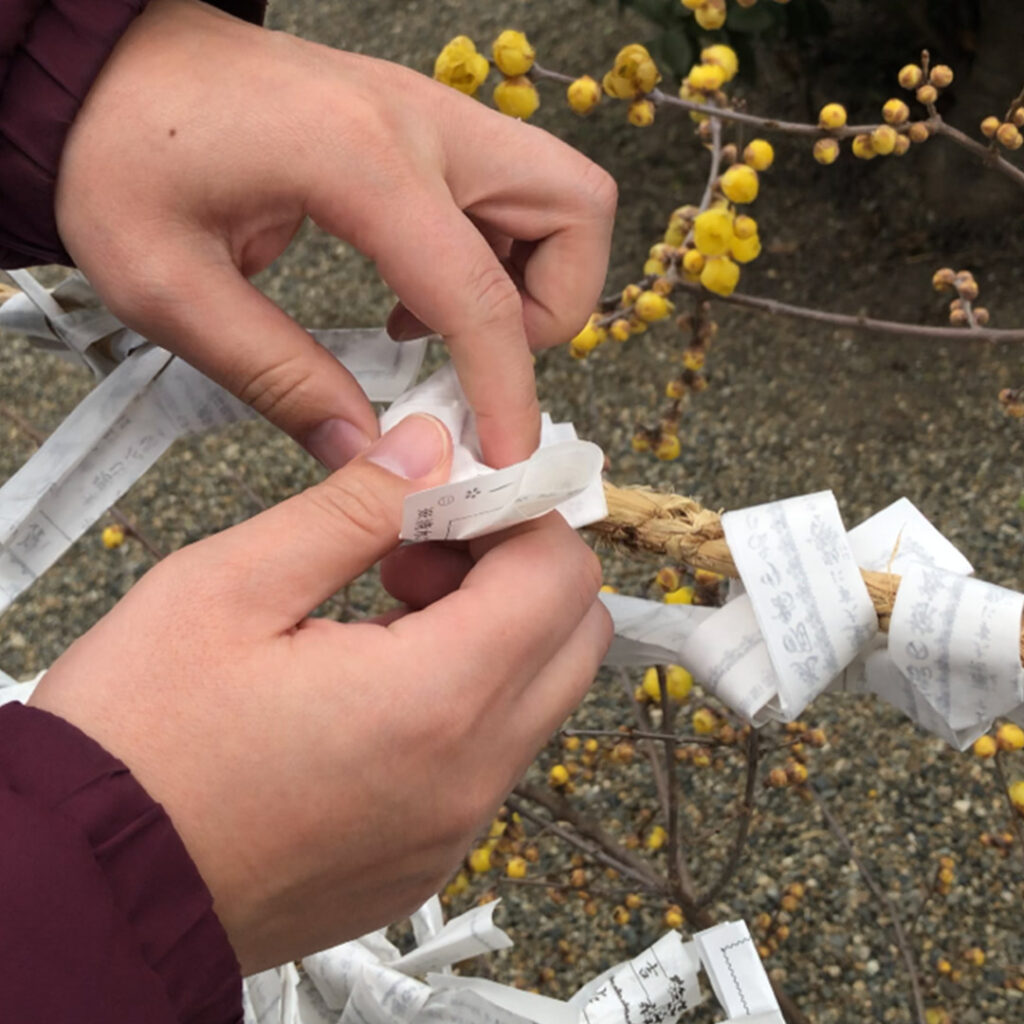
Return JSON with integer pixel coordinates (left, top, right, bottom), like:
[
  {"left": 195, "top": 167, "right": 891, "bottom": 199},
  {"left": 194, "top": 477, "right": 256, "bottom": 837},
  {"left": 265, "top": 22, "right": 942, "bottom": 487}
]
[
  {"left": 577, "top": 159, "right": 619, "bottom": 219},
  {"left": 305, "top": 472, "right": 391, "bottom": 543},
  {"left": 466, "top": 260, "right": 523, "bottom": 327},
  {"left": 232, "top": 352, "right": 313, "bottom": 422}
]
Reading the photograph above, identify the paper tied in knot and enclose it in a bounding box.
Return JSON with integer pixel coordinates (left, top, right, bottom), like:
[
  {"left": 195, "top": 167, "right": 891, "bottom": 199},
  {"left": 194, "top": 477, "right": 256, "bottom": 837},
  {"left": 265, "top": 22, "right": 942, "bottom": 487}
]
[
  {"left": 382, "top": 363, "right": 607, "bottom": 543},
  {"left": 244, "top": 897, "right": 781, "bottom": 1024}
]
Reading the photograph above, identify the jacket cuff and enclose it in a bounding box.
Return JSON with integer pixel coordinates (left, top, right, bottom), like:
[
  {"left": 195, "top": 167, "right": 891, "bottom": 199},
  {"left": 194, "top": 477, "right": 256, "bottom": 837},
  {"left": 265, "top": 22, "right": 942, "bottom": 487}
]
[
  {"left": 0, "top": 0, "right": 268, "bottom": 270},
  {"left": 0, "top": 700, "right": 243, "bottom": 1023}
]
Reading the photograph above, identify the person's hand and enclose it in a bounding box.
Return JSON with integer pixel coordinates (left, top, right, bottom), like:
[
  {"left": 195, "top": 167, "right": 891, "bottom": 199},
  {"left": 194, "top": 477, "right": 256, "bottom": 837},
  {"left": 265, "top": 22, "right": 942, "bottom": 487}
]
[
  {"left": 54, "top": 0, "right": 617, "bottom": 469},
  {"left": 28, "top": 414, "right": 612, "bottom": 973}
]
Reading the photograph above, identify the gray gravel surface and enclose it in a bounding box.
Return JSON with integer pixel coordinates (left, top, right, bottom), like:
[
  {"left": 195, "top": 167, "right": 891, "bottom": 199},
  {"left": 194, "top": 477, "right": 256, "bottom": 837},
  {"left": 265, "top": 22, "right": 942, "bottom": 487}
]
[{"left": 3, "top": 2, "right": 1024, "bottom": 1022}]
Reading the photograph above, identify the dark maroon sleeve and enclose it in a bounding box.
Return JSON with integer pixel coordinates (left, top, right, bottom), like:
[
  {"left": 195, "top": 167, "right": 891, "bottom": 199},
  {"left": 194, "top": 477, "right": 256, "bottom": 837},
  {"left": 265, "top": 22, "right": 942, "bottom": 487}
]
[
  {"left": 0, "top": 701, "right": 244, "bottom": 1023},
  {"left": 0, "top": 0, "right": 267, "bottom": 269}
]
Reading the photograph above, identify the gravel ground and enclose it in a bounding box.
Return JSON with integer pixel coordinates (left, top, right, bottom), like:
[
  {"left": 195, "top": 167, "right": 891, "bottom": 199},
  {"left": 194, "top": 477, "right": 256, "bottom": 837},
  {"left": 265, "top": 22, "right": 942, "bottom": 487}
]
[{"left": 2, "top": 2, "right": 1024, "bottom": 1022}]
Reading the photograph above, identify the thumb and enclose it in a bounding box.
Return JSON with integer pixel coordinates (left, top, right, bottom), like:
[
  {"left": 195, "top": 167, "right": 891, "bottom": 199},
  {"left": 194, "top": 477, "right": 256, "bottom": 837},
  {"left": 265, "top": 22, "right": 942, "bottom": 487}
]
[{"left": 204, "top": 414, "right": 452, "bottom": 631}]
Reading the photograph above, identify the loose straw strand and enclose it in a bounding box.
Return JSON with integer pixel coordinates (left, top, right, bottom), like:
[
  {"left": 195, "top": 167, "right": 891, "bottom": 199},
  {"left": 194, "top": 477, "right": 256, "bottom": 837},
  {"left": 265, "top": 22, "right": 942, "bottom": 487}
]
[{"left": 589, "top": 482, "right": 1024, "bottom": 666}]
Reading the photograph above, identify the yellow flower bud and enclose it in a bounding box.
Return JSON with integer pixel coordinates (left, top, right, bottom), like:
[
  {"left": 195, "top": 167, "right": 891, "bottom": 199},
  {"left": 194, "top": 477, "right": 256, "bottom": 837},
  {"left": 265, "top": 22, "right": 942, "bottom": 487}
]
[
  {"left": 1010, "top": 780, "right": 1024, "bottom": 811},
  {"left": 870, "top": 124, "right": 898, "bottom": 155},
  {"left": 813, "top": 137, "right": 840, "bottom": 164},
  {"left": 980, "top": 115, "right": 1001, "bottom": 137},
  {"left": 996, "top": 122, "right": 1024, "bottom": 150},
  {"left": 681, "top": 0, "right": 704, "bottom": 8},
  {"left": 733, "top": 214, "right": 757, "bottom": 239},
  {"left": 666, "top": 378, "right": 684, "bottom": 399},
  {"left": 694, "top": 2, "right": 726, "bottom": 30},
  {"left": 664, "top": 906, "right": 684, "bottom": 929},
  {"left": 643, "top": 257, "right": 667, "bottom": 276},
  {"left": 631, "top": 433, "right": 650, "bottom": 453},
  {"left": 686, "top": 63, "right": 726, "bottom": 93},
  {"left": 468, "top": 846, "right": 493, "bottom": 873},
  {"left": 664, "top": 586, "right": 695, "bottom": 605},
  {"left": 602, "top": 71, "right": 637, "bottom": 100},
  {"left": 997, "top": 723, "right": 1024, "bottom": 751},
  {"left": 730, "top": 233, "right": 761, "bottom": 264},
  {"left": 929, "top": 64, "right": 954, "bottom": 88},
  {"left": 622, "top": 283, "right": 642, "bottom": 304},
  {"left": 645, "top": 825, "right": 667, "bottom": 850},
  {"left": 549, "top": 763, "right": 570, "bottom": 787},
  {"left": 720, "top": 163, "right": 759, "bottom": 203},
  {"left": 642, "top": 666, "right": 662, "bottom": 701},
  {"left": 683, "top": 348, "right": 704, "bottom": 371},
  {"left": 655, "top": 433, "right": 681, "bottom": 461},
  {"left": 898, "top": 64, "right": 923, "bottom": 90},
  {"left": 101, "top": 524, "right": 126, "bottom": 549},
  {"left": 700, "top": 44, "right": 738, "bottom": 82},
  {"left": 569, "top": 322, "right": 602, "bottom": 354},
  {"left": 492, "top": 29, "right": 535, "bottom": 76},
  {"left": 434, "top": 37, "right": 490, "bottom": 96},
  {"left": 693, "top": 207, "right": 734, "bottom": 256},
  {"left": 682, "top": 248, "right": 705, "bottom": 275},
  {"left": 634, "top": 290, "right": 672, "bottom": 322},
  {"left": 882, "top": 98, "right": 911, "bottom": 125},
  {"left": 628, "top": 98, "right": 656, "bottom": 127},
  {"left": 700, "top": 255, "right": 741, "bottom": 296},
  {"left": 610, "top": 318, "right": 631, "bottom": 342},
  {"left": 916, "top": 83, "right": 938, "bottom": 106},
  {"left": 851, "top": 134, "right": 876, "bottom": 159},
  {"left": 818, "top": 102, "right": 848, "bottom": 128},
  {"left": 666, "top": 665, "right": 693, "bottom": 701},
  {"left": 494, "top": 76, "right": 540, "bottom": 119},
  {"left": 506, "top": 856, "right": 528, "bottom": 879},
  {"left": 743, "top": 139, "right": 774, "bottom": 170},
  {"left": 972, "top": 734, "right": 997, "bottom": 758},
  {"left": 893, "top": 133, "right": 911, "bottom": 155},
  {"left": 567, "top": 75, "right": 602, "bottom": 115},
  {"left": 693, "top": 707, "right": 717, "bottom": 735}
]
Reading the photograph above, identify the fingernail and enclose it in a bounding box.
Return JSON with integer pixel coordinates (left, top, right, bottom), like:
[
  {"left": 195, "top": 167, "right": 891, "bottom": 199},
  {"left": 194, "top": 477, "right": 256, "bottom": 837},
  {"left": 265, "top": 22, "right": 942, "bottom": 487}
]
[
  {"left": 366, "top": 414, "right": 449, "bottom": 480},
  {"left": 305, "top": 418, "right": 372, "bottom": 471},
  {"left": 387, "top": 321, "right": 431, "bottom": 342}
]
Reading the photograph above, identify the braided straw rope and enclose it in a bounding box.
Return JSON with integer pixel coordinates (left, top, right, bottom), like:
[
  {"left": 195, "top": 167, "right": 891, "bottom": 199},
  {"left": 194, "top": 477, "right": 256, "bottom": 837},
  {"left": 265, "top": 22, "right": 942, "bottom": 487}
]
[{"left": 589, "top": 482, "right": 1024, "bottom": 666}]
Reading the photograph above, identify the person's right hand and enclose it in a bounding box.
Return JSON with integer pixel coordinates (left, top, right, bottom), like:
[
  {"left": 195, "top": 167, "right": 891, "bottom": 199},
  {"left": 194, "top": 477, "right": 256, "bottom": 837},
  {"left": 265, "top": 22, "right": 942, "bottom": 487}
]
[
  {"left": 28, "top": 413, "right": 612, "bottom": 974},
  {"left": 55, "top": 0, "right": 618, "bottom": 469}
]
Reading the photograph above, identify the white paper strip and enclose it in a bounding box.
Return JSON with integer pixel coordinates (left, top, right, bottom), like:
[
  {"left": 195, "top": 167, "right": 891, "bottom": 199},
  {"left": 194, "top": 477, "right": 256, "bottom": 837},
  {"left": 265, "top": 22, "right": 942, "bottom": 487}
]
[
  {"left": 693, "top": 921, "right": 779, "bottom": 1021},
  {"left": 888, "top": 565, "right": 1024, "bottom": 730},
  {"left": 721, "top": 492, "right": 877, "bottom": 717},
  {"left": 598, "top": 593, "right": 715, "bottom": 667}
]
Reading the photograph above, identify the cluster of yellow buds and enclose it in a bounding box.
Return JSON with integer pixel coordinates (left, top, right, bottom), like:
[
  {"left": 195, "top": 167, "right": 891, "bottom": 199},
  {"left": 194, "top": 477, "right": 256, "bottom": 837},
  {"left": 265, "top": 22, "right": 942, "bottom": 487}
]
[
  {"left": 601, "top": 44, "right": 661, "bottom": 127},
  {"left": 754, "top": 884, "right": 802, "bottom": 955},
  {"left": 932, "top": 266, "right": 989, "bottom": 326},
  {"left": 979, "top": 828, "right": 1016, "bottom": 857},
  {"left": 433, "top": 31, "right": 540, "bottom": 120},
  {"left": 766, "top": 757, "right": 809, "bottom": 788},
  {"left": 678, "top": 43, "right": 739, "bottom": 117},
  {"left": 934, "top": 854, "right": 956, "bottom": 896},
  {"left": 101, "top": 523, "right": 126, "bottom": 549},
  {"left": 998, "top": 388, "right": 1024, "bottom": 419},
  {"left": 491, "top": 30, "right": 539, "bottom": 119},
  {"left": 898, "top": 54, "right": 954, "bottom": 109},
  {"left": 980, "top": 104, "right": 1024, "bottom": 151},
  {"left": 637, "top": 664, "right": 695, "bottom": 704},
  {"left": 972, "top": 721, "right": 1024, "bottom": 757}
]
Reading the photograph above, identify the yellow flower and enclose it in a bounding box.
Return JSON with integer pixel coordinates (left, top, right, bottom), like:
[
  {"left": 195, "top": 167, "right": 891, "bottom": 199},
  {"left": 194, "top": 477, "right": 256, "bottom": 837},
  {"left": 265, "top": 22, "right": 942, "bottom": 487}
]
[
  {"left": 694, "top": 2, "right": 726, "bottom": 30},
  {"left": 743, "top": 139, "right": 774, "bottom": 170},
  {"left": 686, "top": 63, "right": 725, "bottom": 93},
  {"left": 567, "top": 75, "right": 602, "bottom": 115},
  {"left": 610, "top": 43, "right": 661, "bottom": 97},
  {"left": 730, "top": 233, "right": 761, "bottom": 264},
  {"left": 494, "top": 76, "right": 540, "bottom": 119},
  {"left": 683, "top": 348, "right": 705, "bottom": 370},
  {"left": 610, "top": 318, "right": 631, "bottom": 342},
  {"left": 972, "top": 734, "right": 997, "bottom": 758},
  {"left": 549, "top": 763, "right": 570, "bottom": 787},
  {"left": 665, "top": 665, "right": 693, "bottom": 701},
  {"left": 664, "top": 586, "right": 695, "bottom": 605},
  {"left": 813, "top": 138, "right": 840, "bottom": 164},
  {"left": 101, "top": 524, "right": 126, "bottom": 549},
  {"left": 693, "top": 207, "right": 734, "bottom": 256},
  {"left": 569, "top": 322, "right": 602, "bottom": 354},
  {"left": 645, "top": 825, "right": 668, "bottom": 851},
  {"left": 870, "top": 125, "right": 897, "bottom": 155},
  {"left": 882, "top": 98, "right": 910, "bottom": 125},
  {"left": 434, "top": 37, "right": 490, "bottom": 96},
  {"left": 720, "top": 163, "right": 759, "bottom": 203},
  {"left": 851, "top": 134, "right": 876, "bottom": 159},
  {"left": 818, "top": 102, "right": 848, "bottom": 128},
  {"left": 700, "top": 255, "right": 741, "bottom": 296},
  {"left": 628, "top": 98, "right": 655, "bottom": 127},
  {"left": 997, "top": 723, "right": 1024, "bottom": 751},
  {"left": 643, "top": 257, "right": 666, "bottom": 276},
  {"left": 468, "top": 846, "right": 493, "bottom": 873},
  {"left": 642, "top": 666, "right": 662, "bottom": 701},
  {"left": 1008, "top": 780, "right": 1024, "bottom": 811},
  {"left": 733, "top": 214, "right": 758, "bottom": 239},
  {"left": 682, "top": 248, "right": 705, "bottom": 275},
  {"left": 664, "top": 905, "right": 684, "bottom": 929},
  {"left": 700, "top": 44, "right": 738, "bottom": 82},
  {"left": 506, "top": 856, "right": 528, "bottom": 879},
  {"left": 692, "top": 707, "right": 717, "bottom": 735},
  {"left": 655, "top": 433, "right": 681, "bottom": 461},
  {"left": 634, "top": 290, "right": 672, "bottom": 322},
  {"left": 492, "top": 29, "right": 535, "bottom": 77}
]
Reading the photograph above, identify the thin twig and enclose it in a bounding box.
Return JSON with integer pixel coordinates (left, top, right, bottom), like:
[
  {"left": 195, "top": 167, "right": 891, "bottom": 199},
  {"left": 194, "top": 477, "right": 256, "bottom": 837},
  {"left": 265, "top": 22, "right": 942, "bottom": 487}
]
[
  {"left": 810, "top": 785, "right": 927, "bottom": 1024},
  {"left": 697, "top": 730, "right": 760, "bottom": 910},
  {"left": 563, "top": 726, "right": 724, "bottom": 747},
  {"left": 657, "top": 666, "right": 685, "bottom": 902},
  {"left": 670, "top": 278, "right": 1024, "bottom": 342}
]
